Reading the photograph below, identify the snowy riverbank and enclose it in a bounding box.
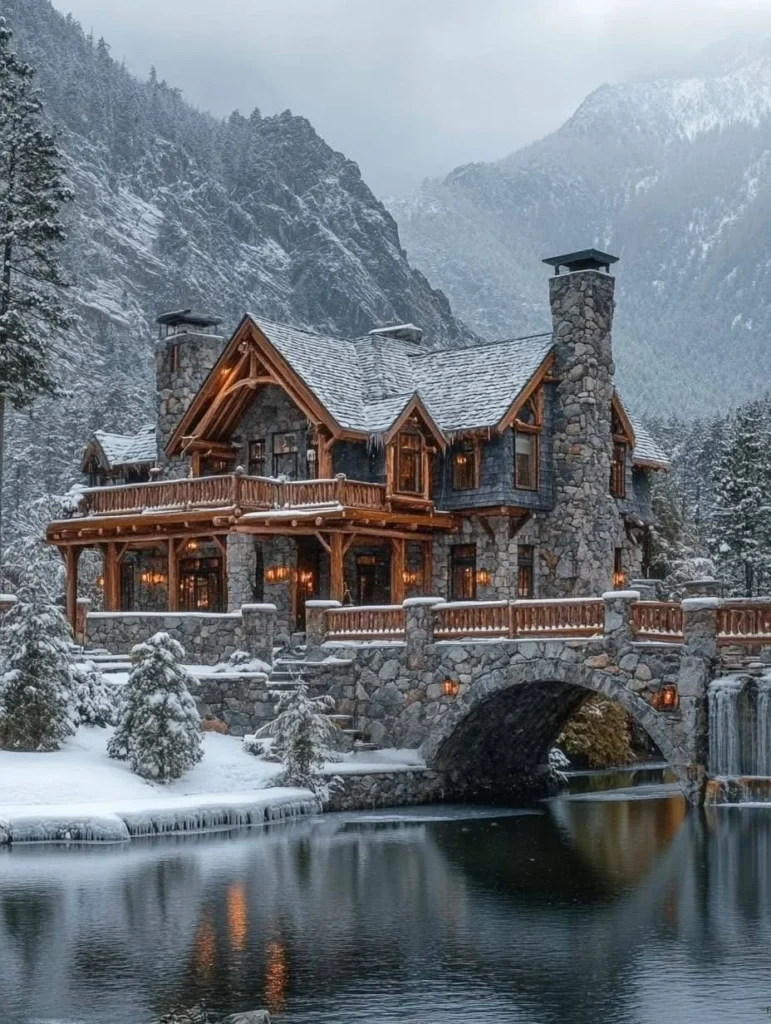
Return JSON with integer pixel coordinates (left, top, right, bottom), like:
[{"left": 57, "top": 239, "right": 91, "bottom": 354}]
[{"left": 0, "top": 727, "right": 426, "bottom": 844}]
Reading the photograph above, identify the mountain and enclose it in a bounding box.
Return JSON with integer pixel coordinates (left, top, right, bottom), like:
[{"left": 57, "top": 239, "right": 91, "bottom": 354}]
[
  {"left": 388, "top": 40, "right": 771, "bottom": 416},
  {"left": 2, "top": 0, "right": 473, "bottom": 525}
]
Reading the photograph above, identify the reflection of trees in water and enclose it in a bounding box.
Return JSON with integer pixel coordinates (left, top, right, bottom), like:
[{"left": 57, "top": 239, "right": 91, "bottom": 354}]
[{"left": 2, "top": 808, "right": 771, "bottom": 1023}]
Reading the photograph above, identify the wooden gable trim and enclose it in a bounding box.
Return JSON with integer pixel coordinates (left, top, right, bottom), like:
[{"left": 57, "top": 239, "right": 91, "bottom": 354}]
[
  {"left": 611, "top": 392, "right": 636, "bottom": 447},
  {"left": 494, "top": 352, "right": 555, "bottom": 434},
  {"left": 166, "top": 317, "right": 343, "bottom": 457},
  {"left": 382, "top": 394, "right": 448, "bottom": 451},
  {"left": 81, "top": 438, "right": 110, "bottom": 474}
]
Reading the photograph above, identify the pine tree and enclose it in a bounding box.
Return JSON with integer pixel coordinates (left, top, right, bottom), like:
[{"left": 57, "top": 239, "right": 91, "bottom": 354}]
[
  {"left": 108, "top": 632, "right": 202, "bottom": 781},
  {"left": 0, "top": 17, "right": 73, "bottom": 569},
  {"left": 256, "top": 681, "right": 342, "bottom": 792},
  {"left": 0, "top": 587, "right": 75, "bottom": 750},
  {"left": 558, "top": 695, "right": 634, "bottom": 769},
  {"left": 71, "top": 660, "right": 116, "bottom": 727},
  {"left": 708, "top": 399, "right": 771, "bottom": 596}
]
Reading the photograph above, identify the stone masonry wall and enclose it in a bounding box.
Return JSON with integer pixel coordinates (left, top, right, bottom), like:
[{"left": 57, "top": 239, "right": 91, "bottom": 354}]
[
  {"left": 537, "top": 269, "right": 619, "bottom": 597},
  {"left": 87, "top": 612, "right": 245, "bottom": 665},
  {"left": 325, "top": 768, "right": 447, "bottom": 811},
  {"left": 188, "top": 672, "right": 275, "bottom": 736}
]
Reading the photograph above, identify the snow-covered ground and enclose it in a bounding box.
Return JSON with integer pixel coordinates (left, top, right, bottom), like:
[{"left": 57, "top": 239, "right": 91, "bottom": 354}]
[{"left": 0, "top": 727, "right": 425, "bottom": 844}]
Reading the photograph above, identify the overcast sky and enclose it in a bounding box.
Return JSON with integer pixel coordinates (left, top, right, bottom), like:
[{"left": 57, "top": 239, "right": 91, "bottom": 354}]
[{"left": 51, "top": 0, "right": 771, "bottom": 195}]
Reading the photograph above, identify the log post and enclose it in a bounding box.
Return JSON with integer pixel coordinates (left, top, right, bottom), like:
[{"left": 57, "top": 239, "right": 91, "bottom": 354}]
[
  {"left": 422, "top": 540, "right": 433, "bottom": 594},
  {"left": 330, "top": 532, "right": 344, "bottom": 602},
  {"left": 75, "top": 598, "right": 91, "bottom": 646},
  {"left": 103, "top": 541, "right": 120, "bottom": 611},
  {"left": 65, "top": 546, "right": 81, "bottom": 633},
  {"left": 168, "top": 538, "right": 179, "bottom": 612},
  {"left": 391, "top": 538, "right": 405, "bottom": 605}
]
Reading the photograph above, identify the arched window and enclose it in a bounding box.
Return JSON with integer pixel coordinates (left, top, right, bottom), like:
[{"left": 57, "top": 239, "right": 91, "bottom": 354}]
[{"left": 513, "top": 395, "right": 542, "bottom": 491}]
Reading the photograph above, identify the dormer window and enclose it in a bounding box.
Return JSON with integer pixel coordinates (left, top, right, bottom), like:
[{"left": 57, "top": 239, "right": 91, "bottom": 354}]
[
  {"left": 452, "top": 438, "right": 479, "bottom": 491},
  {"left": 513, "top": 395, "right": 542, "bottom": 491},
  {"left": 397, "top": 428, "right": 423, "bottom": 495},
  {"left": 610, "top": 407, "right": 627, "bottom": 498}
]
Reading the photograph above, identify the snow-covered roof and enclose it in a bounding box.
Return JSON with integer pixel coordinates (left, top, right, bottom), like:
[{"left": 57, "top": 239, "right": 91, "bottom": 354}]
[
  {"left": 91, "top": 425, "right": 157, "bottom": 468},
  {"left": 630, "top": 423, "right": 669, "bottom": 468}
]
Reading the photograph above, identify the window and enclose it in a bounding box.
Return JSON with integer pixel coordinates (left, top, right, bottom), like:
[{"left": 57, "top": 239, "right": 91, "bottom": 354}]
[
  {"left": 396, "top": 429, "right": 423, "bottom": 495},
  {"left": 610, "top": 442, "right": 626, "bottom": 497},
  {"left": 517, "top": 545, "right": 534, "bottom": 598},
  {"left": 170, "top": 343, "right": 180, "bottom": 372},
  {"left": 452, "top": 438, "right": 478, "bottom": 491},
  {"left": 613, "top": 548, "right": 625, "bottom": 589},
  {"left": 249, "top": 439, "right": 266, "bottom": 477},
  {"left": 450, "top": 544, "right": 477, "bottom": 601},
  {"left": 200, "top": 456, "right": 230, "bottom": 477},
  {"left": 513, "top": 395, "right": 541, "bottom": 491},
  {"left": 272, "top": 432, "right": 299, "bottom": 478}
]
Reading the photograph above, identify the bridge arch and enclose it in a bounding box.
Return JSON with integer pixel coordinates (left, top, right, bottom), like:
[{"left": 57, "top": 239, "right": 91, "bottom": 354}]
[{"left": 419, "top": 656, "right": 688, "bottom": 800}]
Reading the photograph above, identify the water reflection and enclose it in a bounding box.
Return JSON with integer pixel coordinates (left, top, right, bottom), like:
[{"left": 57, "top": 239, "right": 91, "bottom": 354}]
[{"left": 1, "top": 797, "right": 771, "bottom": 1024}]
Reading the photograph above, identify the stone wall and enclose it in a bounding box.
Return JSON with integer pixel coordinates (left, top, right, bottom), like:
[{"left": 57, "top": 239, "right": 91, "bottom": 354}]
[
  {"left": 189, "top": 671, "right": 274, "bottom": 736},
  {"left": 233, "top": 384, "right": 310, "bottom": 476},
  {"left": 324, "top": 768, "right": 447, "bottom": 811}
]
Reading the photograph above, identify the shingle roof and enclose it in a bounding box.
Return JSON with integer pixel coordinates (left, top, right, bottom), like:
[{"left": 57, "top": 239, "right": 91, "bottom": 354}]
[
  {"left": 631, "top": 423, "right": 669, "bottom": 468},
  {"left": 93, "top": 425, "right": 156, "bottom": 468}
]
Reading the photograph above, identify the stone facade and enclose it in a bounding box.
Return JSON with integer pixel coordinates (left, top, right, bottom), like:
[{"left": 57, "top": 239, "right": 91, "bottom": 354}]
[
  {"left": 325, "top": 768, "right": 447, "bottom": 811},
  {"left": 536, "top": 270, "right": 619, "bottom": 597},
  {"left": 189, "top": 671, "right": 274, "bottom": 736}
]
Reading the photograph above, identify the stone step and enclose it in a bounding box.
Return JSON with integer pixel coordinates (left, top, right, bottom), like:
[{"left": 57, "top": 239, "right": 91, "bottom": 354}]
[{"left": 352, "top": 740, "right": 379, "bottom": 752}]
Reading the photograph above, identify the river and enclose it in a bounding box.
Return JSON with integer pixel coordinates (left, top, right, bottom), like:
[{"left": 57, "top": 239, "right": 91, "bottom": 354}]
[{"left": 1, "top": 770, "right": 770, "bottom": 1024}]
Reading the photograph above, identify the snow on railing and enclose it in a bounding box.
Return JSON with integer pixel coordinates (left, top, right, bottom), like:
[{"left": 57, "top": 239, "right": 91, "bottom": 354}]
[
  {"left": 632, "top": 601, "right": 683, "bottom": 642},
  {"left": 326, "top": 605, "right": 406, "bottom": 640},
  {"left": 717, "top": 601, "right": 771, "bottom": 646}
]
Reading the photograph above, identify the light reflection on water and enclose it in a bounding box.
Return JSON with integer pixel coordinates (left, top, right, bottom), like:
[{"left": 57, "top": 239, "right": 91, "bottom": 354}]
[{"left": 1, "top": 779, "right": 770, "bottom": 1024}]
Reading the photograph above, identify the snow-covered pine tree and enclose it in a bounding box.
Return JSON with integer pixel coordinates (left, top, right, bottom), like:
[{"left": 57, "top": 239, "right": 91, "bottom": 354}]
[
  {"left": 0, "top": 587, "right": 75, "bottom": 750},
  {"left": 708, "top": 399, "right": 771, "bottom": 596},
  {"left": 108, "top": 632, "right": 202, "bottom": 781},
  {"left": 71, "top": 660, "right": 116, "bottom": 727},
  {"left": 255, "top": 680, "right": 341, "bottom": 792},
  {"left": 0, "top": 17, "right": 73, "bottom": 568}
]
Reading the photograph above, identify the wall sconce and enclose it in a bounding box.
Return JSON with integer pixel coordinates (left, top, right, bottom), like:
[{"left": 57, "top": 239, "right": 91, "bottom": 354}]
[
  {"left": 140, "top": 571, "right": 167, "bottom": 586},
  {"left": 298, "top": 569, "right": 314, "bottom": 592},
  {"left": 187, "top": 539, "right": 200, "bottom": 552},
  {"left": 402, "top": 569, "right": 420, "bottom": 586},
  {"left": 476, "top": 568, "right": 492, "bottom": 587},
  {"left": 651, "top": 683, "right": 679, "bottom": 711},
  {"left": 265, "top": 564, "right": 291, "bottom": 584},
  {"left": 96, "top": 575, "right": 104, "bottom": 588},
  {"left": 612, "top": 571, "right": 625, "bottom": 588},
  {"left": 442, "top": 679, "right": 460, "bottom": 697}
]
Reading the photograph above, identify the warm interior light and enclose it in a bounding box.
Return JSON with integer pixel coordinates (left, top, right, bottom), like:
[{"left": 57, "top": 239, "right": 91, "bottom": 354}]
[
  {"left": 476, "top": 568, "right": 492, "bottom": 586},
  {"left": 298, "top": 569, "right": 314, "bottom": 592},
  {"left": 187, "top": 539, "right": 200, "bottom": 551},
  {"left": 652, "top": 683, "right": 679, "bottom": 711},
  {"left": 96, "top": 575, "right": 104, "bottom": 588},
  {"left": 612, "top": 571, "right": 625, "bottom": 588},
  {"left": 442, "top": 679, "right": 460, "bottom": 697},
  {"left": 265, "top": 564, "right": 291, "bottom": 584},
  {"left": 402, "top": 569, "right": 420, "bottom": 585}
]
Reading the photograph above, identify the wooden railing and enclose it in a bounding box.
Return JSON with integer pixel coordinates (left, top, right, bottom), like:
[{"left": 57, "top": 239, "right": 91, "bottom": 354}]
[
  {"left": 632, "top": 601, "right": 683, "bottom": 642},
  {"left": 434, "top": 601, "right": 510, "bottom": 639},
  {"left": 78, "top": 474, "right": 388, "bottom": 518},
  {"left": 326, "top": 605, "right": 406, "bottom": 641},
  {"left": 513, "top": 599, "right": 605, "bottom": 638},
  {"left": 718, "top": 603, "right": 771, "bottom": 646}
]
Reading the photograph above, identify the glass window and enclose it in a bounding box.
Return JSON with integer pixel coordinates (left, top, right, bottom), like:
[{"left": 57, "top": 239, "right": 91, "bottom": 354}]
[
  {"left": 200, "top": 456, "right": 230, "bottom": 477},
  {"left": 170, "top": 344, "right": 180, "bottom": 372},
  {"left": 610, "top": 442, "right": 626, "bottom": 497},
  {"left": 249, "top": 439, "right": 266, "bottom": 477},
  {"left": 517, "top": 545, "right": 534, "bottom": 598},
  {"left": 613, "top": 548, "right": 625, "bottom": 589},
  {"left": 272, "top": 432, "right": 299, "bottom": 479},
  {"left": 514, "top": 431, "right": 538, "bottom": 490},
  {"left": 452, "top": 439, "right": 477, "bottom": 491},
  {"left": 397, "top": 430, "right": 423, "bottom": 495},
  {"left": 450, "top": 544, "right": 477, "bottom": 601}
]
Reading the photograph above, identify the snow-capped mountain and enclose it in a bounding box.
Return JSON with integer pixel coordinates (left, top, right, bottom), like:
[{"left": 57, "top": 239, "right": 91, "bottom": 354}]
[
  {"left": 3, "top": 0, "right": 473, "bottom": 520},
  {"left": 389, "top": 41, "right": 771, "bottom": 415}
]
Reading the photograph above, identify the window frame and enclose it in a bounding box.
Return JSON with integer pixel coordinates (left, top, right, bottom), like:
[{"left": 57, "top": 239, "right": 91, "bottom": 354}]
[
  {"left": 395, "top": 427, "right": 424, "bottom": 496},
  {"left": 248, "top": 438, "right": 267, "bottom": 477},
  {"left": 450, "top": 544, "right": 477, "bottom": 601},
  {"left": 272, "top": 431, "right": 299, "bottom": 479},
  {"left": 451, "top": 437, "right": 479, "bottom": 492},
  {"left": 610, "top": 441, "right": 626, "bottom": 498},
  {"left": 513, "top": 395, "right": 542, "bottom": 492}
]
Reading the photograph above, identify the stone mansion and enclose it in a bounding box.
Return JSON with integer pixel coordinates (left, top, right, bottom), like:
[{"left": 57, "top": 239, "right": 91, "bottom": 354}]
[{"left": 48, "top": 248, "right": 668, "bottom": 643}]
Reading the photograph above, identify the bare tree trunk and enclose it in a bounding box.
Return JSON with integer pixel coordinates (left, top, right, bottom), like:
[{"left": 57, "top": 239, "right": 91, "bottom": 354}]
[{"left": 0, "top": 391, "right": 5, "bottom": 589}]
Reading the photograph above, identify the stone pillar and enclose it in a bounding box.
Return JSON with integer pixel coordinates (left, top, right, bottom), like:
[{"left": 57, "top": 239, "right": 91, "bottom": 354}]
[
  {"left": 679, "top": 597, "right": 718, "bottom": 786},
  {"left": 75, "top": 598, "right": 91, "bottom": 646},
  {"left": 602, "top": 590, "right": 639, "bottom": 647},
  {"left": 538, "top": 268, "right": 618, "bottom": 597},
  {"left": 404, "top": 597, "right": 444, "bottom": 671},
  {"left": 305, "top": 599, "right": 340, "bottom": 660},
  {"left": 240, "top": 603, "right": 277, "bottom": 667},
  {"left": 630, "top": 578, "right": 658, "bottom": 601},
  {"left": 683, "top": 578, "right": 724, "bottom": 599},
  {"left": 226, "top": 533, "right": 258, "bottom": 611}
]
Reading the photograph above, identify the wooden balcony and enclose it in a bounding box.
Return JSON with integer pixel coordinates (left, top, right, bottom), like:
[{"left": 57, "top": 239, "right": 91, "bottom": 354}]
[{"left": 75, "top": 473, "right": 389, "bottom": 519}]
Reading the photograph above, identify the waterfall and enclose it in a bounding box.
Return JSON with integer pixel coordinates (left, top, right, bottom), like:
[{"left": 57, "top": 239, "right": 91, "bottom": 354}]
[
  {"left": 708, "top": 678, "right": 744, "bottom": 777},
  {"left": 757, "top": 680, "right": 771, "bottom": 777}
]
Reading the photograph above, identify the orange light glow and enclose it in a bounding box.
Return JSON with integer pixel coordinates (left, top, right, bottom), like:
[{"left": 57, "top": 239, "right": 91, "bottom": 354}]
[
  {"left": 442, "top": 679, "right": 460, "bottom": 697},
  {"left": 192, "top": 918, "right": 216, "bottom": 978},
  {"left": 227, "top": 883, "right": 248, "bottom": 951},
  {"left": 265, "top": 940, "right": 288, "bottom": 1013}
]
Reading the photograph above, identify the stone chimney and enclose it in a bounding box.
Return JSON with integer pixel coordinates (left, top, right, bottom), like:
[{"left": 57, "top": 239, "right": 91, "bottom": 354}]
[
  {"left": 155, "top": 309, "right": 224, "bottom": 473},
  {"left": 537, "top": 249, "right": 619, "bottom": 597}
]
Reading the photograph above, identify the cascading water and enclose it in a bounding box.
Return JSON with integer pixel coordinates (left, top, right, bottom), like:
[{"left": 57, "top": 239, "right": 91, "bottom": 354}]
[
  {"left": 708, "top": 677, "right": 744, "bottom": 777},
  {"left": 756, "top": 679, "right": 771, "bottom": 777}
]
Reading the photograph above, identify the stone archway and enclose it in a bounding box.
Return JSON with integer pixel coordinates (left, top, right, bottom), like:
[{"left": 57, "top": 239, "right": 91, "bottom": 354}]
[{"left": 419, "top": 658, "right": 690, "bottom": 801}]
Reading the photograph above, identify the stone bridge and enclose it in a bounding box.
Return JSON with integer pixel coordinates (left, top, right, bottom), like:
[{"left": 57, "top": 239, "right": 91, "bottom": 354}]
[{"left": 304, "top": 591, "right": 766, "bottom": 805}]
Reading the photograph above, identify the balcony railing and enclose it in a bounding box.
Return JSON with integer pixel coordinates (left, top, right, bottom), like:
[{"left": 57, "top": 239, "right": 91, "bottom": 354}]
[
  {"left": 718, "top": 602, "right": 771, "bottom": 645},
  {"left": 632, "top": 601, "right": 683, "bottom": 642},
  {"left": 326, "top": 605, "right": 406, "bottom": 641},
  {"left": 75, "top": 473, "right": 388, "bottom": 518}
]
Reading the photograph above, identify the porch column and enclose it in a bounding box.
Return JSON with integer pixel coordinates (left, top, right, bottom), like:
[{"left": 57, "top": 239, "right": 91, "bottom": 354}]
[
  {"left": 330, "top": 532, "right": 344, "bottom": 602},
  {"left": 168, "top": 538, "right": 179, "bottom": 612},
  {"left": 103, "top": 542, "right": 121, "bottom": 611},
  {"left": 391, "top": 538, "right": 405, "bottom": 605},
  {"left": 422, "top": 540, "right": 433, "bottom": 595},
  {"left": 64, "top": 546, "right": 81, "bottom": 633}
]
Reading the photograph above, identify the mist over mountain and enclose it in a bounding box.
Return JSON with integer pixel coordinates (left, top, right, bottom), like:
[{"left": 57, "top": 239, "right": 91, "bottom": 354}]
[
  {"left": 3, "top": 0, "right": 472, "bottom": 519},
  {"left": 388, "top": 40, "right": 771, "bottom": 416}
]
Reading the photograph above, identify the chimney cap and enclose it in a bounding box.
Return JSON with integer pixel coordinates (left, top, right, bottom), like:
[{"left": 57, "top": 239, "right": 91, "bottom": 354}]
[
  {"left": 368, "top": 323, "right": 423, "bottom": 344},
  {"left": 156, "top": 308, "right": 222, "bottom": 329},
  {"left": 542, "top": 248, "right": 619, "bottom": 275}
]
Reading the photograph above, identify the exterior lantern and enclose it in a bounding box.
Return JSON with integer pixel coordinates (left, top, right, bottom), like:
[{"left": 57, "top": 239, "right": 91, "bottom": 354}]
[
  {"left": 96, "top": 575, "right": 104, "bottom": 588},
  {"left": 651, "top": 683, "right": 679, "bottom": 711},
  {"left": 442, "top": 679, "right": 460, "bottom": 697},
  {"left": 187, "top": 539, "right": 200, "bottom": 552},
  {"left": 298, "top": 569, "right": 314, "bottom": 592},
  {"left": 476, "top": 568, "right": 492, "bottom": 587},
  {"left": 402, "top": 569, "right": 420, "bottom": 586},
  {"left": 265, "top": 564, "right": 291, "bottom": 584}
]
